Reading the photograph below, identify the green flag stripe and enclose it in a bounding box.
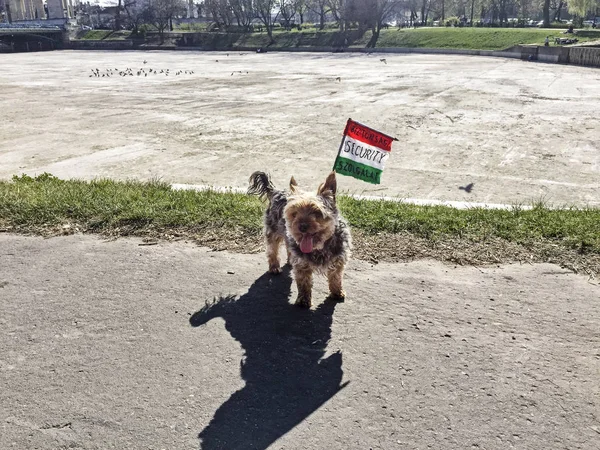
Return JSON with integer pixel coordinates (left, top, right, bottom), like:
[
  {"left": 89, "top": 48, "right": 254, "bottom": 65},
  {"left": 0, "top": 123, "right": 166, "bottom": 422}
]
[{"left": 334, "top": 156, "right": 383, "bottom": 184}]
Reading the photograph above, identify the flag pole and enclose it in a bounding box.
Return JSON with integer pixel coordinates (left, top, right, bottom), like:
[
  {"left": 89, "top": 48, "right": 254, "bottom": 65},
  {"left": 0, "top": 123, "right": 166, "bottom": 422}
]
[{"left": 333, "top": 118, "right": 352, "bottom": 171}]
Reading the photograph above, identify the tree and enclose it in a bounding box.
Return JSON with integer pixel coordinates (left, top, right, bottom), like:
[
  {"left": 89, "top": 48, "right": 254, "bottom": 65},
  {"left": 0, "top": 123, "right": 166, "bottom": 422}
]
[
  {"left": 543, "top": 0, "right": 550, "bottom": 26},
  {"left": 230, "top": 0, "right": 255, "bottom": 30},
  {"left": 306, "top": 0, "right": 330, "bottom": 29},
  {"left": 144, "top": 0, "right": 187, "bottom": 43},
  {"left": 361, "top": 0, "right": 402, "bottom": 47},
  {"left": 279, "top": 0, "right": 298, "bottom": 29},
  {"left": 568, "top": 0, "right": 599, "bottom": 16},
  {"left": 123, "top": 0, "right": 147, "bottom": 34},
  {"left": 255, "top": 0, "right": 280, "bottom": 42},
  {"left": 306, "top": 0, "right": 329, "bottom": 30},
  {"left": 204, "top": 0, "right": 234, "bottom": 28}
]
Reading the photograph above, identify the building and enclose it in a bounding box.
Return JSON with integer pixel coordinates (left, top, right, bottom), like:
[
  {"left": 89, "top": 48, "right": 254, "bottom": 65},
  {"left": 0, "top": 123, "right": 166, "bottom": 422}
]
[
  {"left": 1, "top": 0, "right": 46, "bottom": 21},
  {"left": 47, "top": 0, "right": 74, "bottom": 19},
  {"left": 0, "top": 0, "right": 77, "bottom": 21}
]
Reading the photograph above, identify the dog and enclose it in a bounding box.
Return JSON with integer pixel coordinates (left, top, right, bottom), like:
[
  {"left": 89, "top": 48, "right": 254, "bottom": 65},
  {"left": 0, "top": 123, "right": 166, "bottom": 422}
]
[{"left": 248, "top": 171, "right": 352, "bottom": 308}]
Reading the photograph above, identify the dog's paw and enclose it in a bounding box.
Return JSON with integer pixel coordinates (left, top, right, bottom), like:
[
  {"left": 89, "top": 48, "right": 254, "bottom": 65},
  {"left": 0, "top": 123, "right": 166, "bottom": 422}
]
[
  {"left": 295, "top": 295, "right": 312, "bottom": 308},
  {"left": 269, "top": 265, "right": 282, "bottom": 275},
  {"left": 327, "top": 291, "right": 346, "bottom": 302}
]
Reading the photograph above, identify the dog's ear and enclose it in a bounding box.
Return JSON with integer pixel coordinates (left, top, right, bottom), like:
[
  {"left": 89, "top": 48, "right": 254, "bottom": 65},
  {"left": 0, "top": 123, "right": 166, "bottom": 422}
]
[
  {"left": 317, "top": 171, "right": 337, "bottom": 200},
  {"left": 289, "top": 176, "right": 299, "bottom": 194}
]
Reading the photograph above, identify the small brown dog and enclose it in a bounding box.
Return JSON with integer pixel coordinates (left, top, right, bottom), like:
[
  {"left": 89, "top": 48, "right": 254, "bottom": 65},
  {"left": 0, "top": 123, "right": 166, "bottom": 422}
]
[{"left": 248, "top": 171, "right": 352, "bottom": 308}]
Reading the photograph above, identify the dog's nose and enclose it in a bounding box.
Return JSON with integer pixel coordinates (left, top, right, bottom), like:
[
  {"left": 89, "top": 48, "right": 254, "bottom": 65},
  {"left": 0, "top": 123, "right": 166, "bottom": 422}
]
[{"left": 299, "top": 223, "right": 308, "bottom": 233}]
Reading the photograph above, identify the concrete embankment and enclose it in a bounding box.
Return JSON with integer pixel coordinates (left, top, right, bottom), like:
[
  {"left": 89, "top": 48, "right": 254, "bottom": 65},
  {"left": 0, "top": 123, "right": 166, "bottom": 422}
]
[{"left": 68, "top": 34, "right": 600, "bottom": 68}]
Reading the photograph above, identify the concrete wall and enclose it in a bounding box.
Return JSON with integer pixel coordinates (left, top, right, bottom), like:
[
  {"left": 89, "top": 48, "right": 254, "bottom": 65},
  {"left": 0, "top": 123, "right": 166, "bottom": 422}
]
[
  {"left": 568, "top": 47, "right": 600, "bottom": 67},
  {"left": 537, "top": 46, "right": 571, "bottom": 63}
]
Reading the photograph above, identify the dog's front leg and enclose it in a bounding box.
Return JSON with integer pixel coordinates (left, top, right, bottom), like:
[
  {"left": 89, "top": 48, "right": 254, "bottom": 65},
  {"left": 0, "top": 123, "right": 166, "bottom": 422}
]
[
  {"left": 293, "top": 265, "right": 313, "bottom": 308},
  {"left": 327, "top": 262, "right": 346, "bottom": 302}
]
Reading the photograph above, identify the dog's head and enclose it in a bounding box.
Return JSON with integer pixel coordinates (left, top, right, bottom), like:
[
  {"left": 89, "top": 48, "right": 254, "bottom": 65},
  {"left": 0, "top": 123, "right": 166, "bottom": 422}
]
[{"left": 284, "top": 172, "right": 338, "bottom": 254}]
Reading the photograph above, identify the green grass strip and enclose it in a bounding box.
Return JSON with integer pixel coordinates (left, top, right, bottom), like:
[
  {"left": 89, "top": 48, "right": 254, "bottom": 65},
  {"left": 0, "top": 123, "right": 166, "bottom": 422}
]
[{"left": 0, "top": 174, "right": 598, "bottom": 255}]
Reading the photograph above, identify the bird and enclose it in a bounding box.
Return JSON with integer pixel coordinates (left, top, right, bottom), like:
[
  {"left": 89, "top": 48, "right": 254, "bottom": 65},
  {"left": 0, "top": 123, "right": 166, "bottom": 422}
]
[
  {"left": 143, "top": 60, "right": 147, "bottom": 64},
  {"left": 459, "top": 183, "right": 474, "bottom": 193},
  {"left": 380, "top": 58, "right": 387, "bottom": 64},
  {"left": 335, "top": 76, "right": 341, "bottom": 82}
]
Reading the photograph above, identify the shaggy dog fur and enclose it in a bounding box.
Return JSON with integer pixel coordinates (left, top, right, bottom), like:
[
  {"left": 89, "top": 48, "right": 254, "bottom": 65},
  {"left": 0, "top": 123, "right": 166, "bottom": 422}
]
[{"left": 248, "top": 171, "right": 352, "bottom": 308}]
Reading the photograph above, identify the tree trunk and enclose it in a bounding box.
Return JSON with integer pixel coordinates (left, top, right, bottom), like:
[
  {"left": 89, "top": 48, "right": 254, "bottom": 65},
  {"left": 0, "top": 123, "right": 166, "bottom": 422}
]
[
  {"left": 543, "top": 0, "right": 550, "bottom": 27},
  {"left": 554, "top": 1, "right": 564, "bottom": 21},
  {"left": 115, "top": 0, "right": 122, "bottom": 30},
  {"left": 367, "top": 25, "right": 379, "bottom": 48},
  {"left": 470, "top": 0, "right": 475, "bottom": 26}
]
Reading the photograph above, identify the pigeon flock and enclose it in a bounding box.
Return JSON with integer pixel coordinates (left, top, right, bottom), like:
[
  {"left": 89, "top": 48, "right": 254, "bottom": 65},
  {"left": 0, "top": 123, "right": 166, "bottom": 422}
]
[{"left": 88, "top": 67, "right": 195, "bottom": 78}]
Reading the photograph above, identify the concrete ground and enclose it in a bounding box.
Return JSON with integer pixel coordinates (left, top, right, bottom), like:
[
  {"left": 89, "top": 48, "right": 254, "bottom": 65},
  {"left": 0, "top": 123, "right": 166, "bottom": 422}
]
[
  {"left": 0, "top": 50, "right": 599, "bottom": 206},
  {"left": 1, "top": 234, "right": 599, "bottom": 449}
]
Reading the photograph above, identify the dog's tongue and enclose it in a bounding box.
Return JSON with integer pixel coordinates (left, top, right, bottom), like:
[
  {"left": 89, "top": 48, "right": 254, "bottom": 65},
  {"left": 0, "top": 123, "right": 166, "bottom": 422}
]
[{"left": 300, "top": 235, "right": 314, "bottom": 253}]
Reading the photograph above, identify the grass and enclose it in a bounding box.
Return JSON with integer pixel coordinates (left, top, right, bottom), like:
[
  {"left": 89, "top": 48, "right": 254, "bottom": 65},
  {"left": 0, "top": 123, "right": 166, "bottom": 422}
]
[
  {"left": 0, "top": 174, "right": 263, "bottom": 234},
  {"left": 178, "top": 27, "right": 600, "bottom": 51},
  {"left": 77, "top": 26, "right": 600, "bottom": 50},
  {"left": 79, "top": 30, "right": 132, "bottom": 40},
  {"left": 338, "top": 196, "right": 600, "bottom": 252},
  {"left": 374, "top": 28, "right": 550, "bottom": 50},
  {"left": 1, "top": 175, "right": 599, "bottom": 268},
  {"left": 357, "top": 27, "right": 600, "bottom": 50}
]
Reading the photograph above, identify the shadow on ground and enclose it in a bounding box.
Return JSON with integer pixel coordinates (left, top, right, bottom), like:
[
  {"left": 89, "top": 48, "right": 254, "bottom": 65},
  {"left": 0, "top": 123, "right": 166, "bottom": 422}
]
[{"left": 189, "top": 267, "right": 348, "bottom": 450}]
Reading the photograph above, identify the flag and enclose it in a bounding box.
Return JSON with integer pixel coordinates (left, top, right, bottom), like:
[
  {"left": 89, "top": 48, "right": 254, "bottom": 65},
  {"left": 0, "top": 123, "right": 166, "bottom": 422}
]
[{"left": 333, "top": 119, "right": 396, "bottom": 184}]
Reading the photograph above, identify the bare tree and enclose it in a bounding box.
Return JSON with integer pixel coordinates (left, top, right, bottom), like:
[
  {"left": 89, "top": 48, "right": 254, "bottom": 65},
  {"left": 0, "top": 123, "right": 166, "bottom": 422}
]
[
  {"left": 360, "top": 0, "right": 402, "bottom": 47},
  {"left": 295, "top": 0, "right": 309, "bottom": 25},
  {"left": 144, "top": 0, "right": 187, "bottom": 43},
  {"left": 204, "top": 0, "right": 234, "bottom": 28},
  {"left": 255, "top": 0, "right": 281, "bottom": 42},
  {"left": 123, "top": 0, "right": 147, "bottom": 34},
  {"left": 420, "top": 0, "right": 432, "bottom": 24},
  {"left": 230, "top": 0, "right": 255, "bottom": 30},
  {"left": 328, "top": 0, "right": 364, "bottom": 31},
  {"left": 306, "top": 0, "right": 330, "bottom": 29},
  {"left": 279, "top": 0, "right": 298, "bottom": 28},
  {"left": 551, "top": 0, "right": 565, "bottom": 20}
]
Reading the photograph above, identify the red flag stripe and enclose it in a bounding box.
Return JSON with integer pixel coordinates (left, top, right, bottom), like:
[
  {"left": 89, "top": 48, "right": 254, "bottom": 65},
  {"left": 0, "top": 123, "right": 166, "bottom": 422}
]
[{"left": 344, "top": 119, "right": 393, "bottom": 152}]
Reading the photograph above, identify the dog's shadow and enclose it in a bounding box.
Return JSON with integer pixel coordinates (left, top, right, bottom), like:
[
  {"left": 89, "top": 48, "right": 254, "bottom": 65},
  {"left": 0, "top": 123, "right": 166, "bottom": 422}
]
[{"left": 189, "top": 267, "right": 347, "bottom": 450}]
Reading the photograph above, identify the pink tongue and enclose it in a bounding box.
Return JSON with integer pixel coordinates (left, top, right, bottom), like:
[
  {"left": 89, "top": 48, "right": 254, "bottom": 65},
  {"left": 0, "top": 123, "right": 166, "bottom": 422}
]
[{"left": 300, "top": 235, "right": 314, "bottom": 253}]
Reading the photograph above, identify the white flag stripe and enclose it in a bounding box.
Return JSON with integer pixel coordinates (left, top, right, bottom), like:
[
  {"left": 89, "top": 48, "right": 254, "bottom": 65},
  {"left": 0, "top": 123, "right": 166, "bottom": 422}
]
[{"left": 339, "top": 136, "right": 390, "bottom": 170}]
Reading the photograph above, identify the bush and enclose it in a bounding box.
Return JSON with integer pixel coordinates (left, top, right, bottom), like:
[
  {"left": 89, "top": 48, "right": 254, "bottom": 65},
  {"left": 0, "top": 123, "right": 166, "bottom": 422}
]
[{"left": 445, "top": 17, "right": 460, "bottom": 27}]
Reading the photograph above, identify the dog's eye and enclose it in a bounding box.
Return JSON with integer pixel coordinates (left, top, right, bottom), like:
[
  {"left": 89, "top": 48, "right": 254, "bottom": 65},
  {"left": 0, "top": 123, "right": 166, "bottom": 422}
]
[{"left": 291, "top": 212, "right": 297, "bottom": 218}]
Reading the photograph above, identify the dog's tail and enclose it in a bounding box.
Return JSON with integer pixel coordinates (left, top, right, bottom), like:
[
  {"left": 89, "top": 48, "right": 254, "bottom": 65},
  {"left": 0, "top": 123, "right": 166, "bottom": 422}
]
[{"left": 248, "top": 171, "right": 276, "bottom": 201}]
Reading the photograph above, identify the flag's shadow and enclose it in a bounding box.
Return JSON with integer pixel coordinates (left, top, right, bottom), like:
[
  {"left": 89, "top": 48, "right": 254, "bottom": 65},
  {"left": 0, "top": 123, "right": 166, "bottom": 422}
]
[{"left": 189, "top": 267, "right": 347, "bottom": 450}]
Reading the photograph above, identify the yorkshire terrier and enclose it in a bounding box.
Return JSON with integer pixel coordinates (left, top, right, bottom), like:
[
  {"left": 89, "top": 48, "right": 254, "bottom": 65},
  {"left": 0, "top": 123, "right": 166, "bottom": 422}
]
[{"left": 248, "top": 171, "right": 352, "bottom": 308}]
